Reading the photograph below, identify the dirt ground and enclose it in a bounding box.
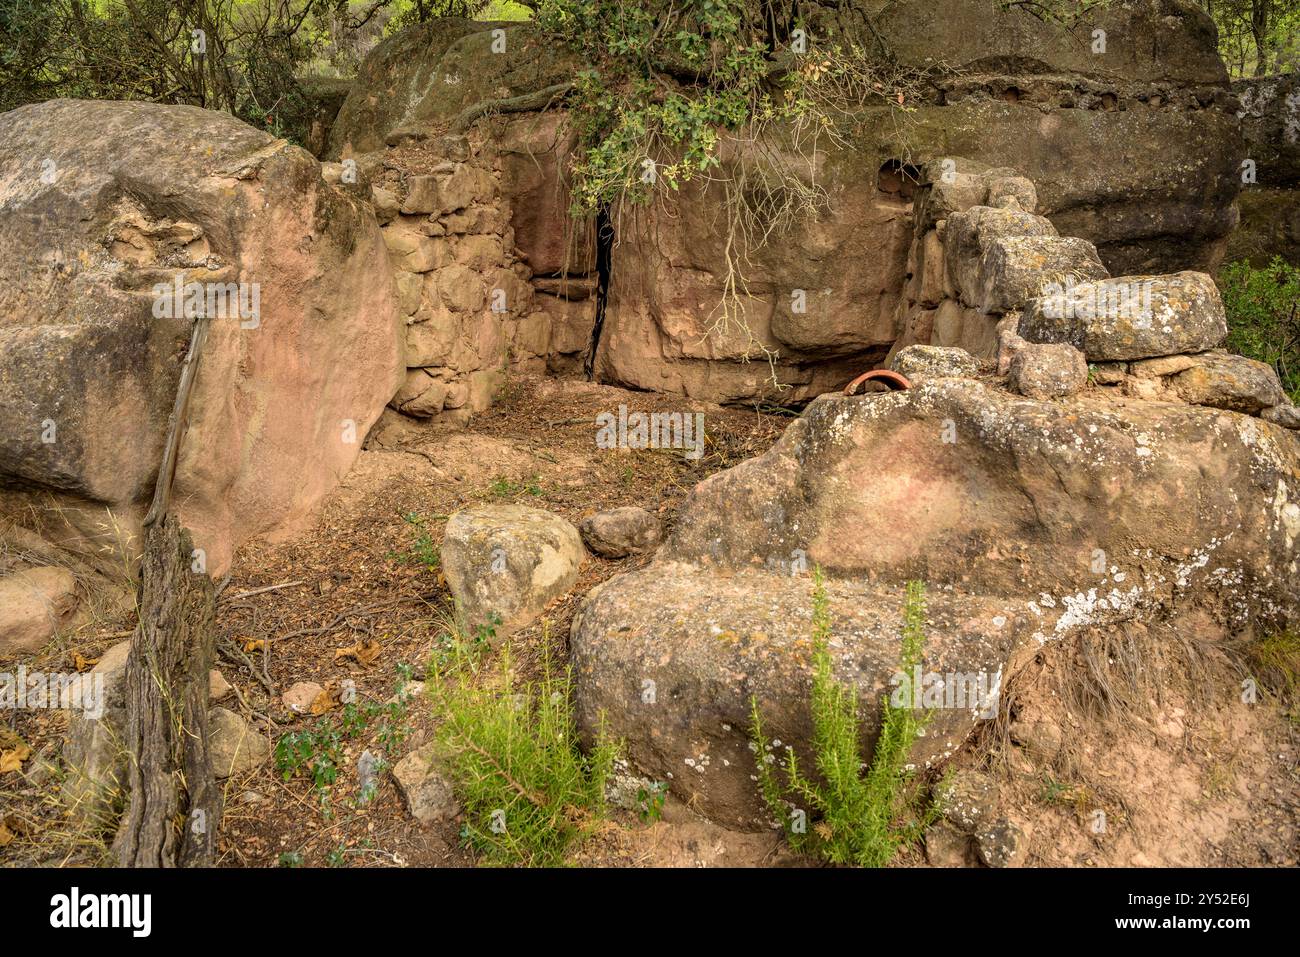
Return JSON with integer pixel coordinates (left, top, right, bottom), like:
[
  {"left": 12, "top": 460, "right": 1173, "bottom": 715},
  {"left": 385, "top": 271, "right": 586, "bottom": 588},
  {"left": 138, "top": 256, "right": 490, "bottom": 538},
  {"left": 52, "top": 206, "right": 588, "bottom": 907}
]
[{"left": 2, "top": 375, "right": 1296, "bottom": 868}]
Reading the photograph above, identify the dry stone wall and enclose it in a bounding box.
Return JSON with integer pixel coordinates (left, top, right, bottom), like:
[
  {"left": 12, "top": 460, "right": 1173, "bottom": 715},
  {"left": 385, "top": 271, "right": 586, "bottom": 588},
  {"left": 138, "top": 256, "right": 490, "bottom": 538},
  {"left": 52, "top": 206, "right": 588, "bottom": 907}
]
[{"left": 348, "top": 115, "right": 597, "bottom": 426}]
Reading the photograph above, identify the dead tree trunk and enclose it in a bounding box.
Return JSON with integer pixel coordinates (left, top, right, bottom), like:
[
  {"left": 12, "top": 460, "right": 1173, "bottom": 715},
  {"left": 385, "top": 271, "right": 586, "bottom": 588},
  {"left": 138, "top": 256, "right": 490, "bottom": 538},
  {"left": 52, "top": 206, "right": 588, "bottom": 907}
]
[
  {"left": 111, "top": 516, "right": 220, "bottom": 866},
  {"left": 112, "top": 315, "right": 221, "bottom": 866}
]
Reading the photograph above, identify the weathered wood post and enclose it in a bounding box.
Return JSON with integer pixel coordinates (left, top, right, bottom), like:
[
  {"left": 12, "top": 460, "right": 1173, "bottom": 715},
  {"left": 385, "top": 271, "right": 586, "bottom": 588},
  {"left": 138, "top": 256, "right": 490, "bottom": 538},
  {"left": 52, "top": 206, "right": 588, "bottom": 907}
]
[{"left": 112, "top": 315, "right": 222, "bottom": 866}]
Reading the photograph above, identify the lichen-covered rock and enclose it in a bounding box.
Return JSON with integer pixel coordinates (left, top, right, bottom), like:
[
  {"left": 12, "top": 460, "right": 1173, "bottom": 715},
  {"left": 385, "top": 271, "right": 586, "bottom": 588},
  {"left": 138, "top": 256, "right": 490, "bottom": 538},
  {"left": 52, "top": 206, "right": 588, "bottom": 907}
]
[
  {"left": 976, "top": 818, "right": 1024, "bottom": 867},
  {"left": 945, "top": 206, "right": 1060, "bottom": 309},
  {"left": 974, "top": 235, "right": 1109, "bottom": 315},
  {"left": 1263, "top": 403, "right": 1300, "bottom": 430},
  {"left": 986, "top": 176, "right": 1038, "bottom": 212},
  {"left": 442, "top": 505, "right": 585, "bottom": 638},
  {"left": 995, "top": 314, "right": 1028, "bottom": 376},
  {"left": 328, "top": 20, "right": 578, "bottom": 157},
  {"left": 0, "top": 567, "right": 79, "bottom": 656},
  {"left": 940, "top": 771, "right": 999, "bottom": 834},
  {"left": 1018, "top": 271, "right": 1227, "bottom": 362},
  {"left": 1227, "top": 73, "right": 1300, "bottom": 267},
  {"left": 1009, "top": 342, "right": 1088, "bottom": 399},
  {"left": 890, "top": 345, "right": 980, "bottom": 379},
  {"left": 1169, "top": 353, "right": 1286, "bottom": 414},
  {"left": 0, "top": 100, "right": 404, "bottom": 576},
  {"left": 579, "top": 507, "right": 663, "bottom": 558},
  {"left": 571, "top": 565, "right": 1017, "bottom": 827},
  {"left": 659, "top": 380, "right": 1299, "bottom": 607},
  {"left": 572, "top": 378, "right": 1300, "bottom": 826}
]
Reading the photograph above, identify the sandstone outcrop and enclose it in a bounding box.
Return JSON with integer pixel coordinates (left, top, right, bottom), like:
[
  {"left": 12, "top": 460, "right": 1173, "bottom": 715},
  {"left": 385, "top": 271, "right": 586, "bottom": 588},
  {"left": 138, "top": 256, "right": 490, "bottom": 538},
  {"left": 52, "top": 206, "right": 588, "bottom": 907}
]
[
  {"left": 571, "top": 377, "right": 1300, "bottom": 825},
  {"left": 327, "top": 4, "right": 1243, "bottom": 411},
  {"left": 0, "top": 99, "right": 404, "bottom": 575}
]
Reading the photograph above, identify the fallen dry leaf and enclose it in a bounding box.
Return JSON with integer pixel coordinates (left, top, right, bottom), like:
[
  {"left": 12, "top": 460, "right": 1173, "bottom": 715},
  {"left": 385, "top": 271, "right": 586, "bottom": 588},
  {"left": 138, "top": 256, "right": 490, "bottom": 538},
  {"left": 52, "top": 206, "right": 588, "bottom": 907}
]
[
  {"left": 0, "top": 742, "right": 32, "bottom": 775},
  {"left": 0, "top": 813, "right": 31, "bottom": 846},
  {"left": 242, "top": 638, "right": 267, "bottom": 653},
  {"left": 309, "top": 682, "right": 341, "bottom": 715},
  {"left": 73, "top": 652, "right": 99, "bottom": 672},
  {"left": 334, "top": 640, "right": 381, "bottom": 667}
]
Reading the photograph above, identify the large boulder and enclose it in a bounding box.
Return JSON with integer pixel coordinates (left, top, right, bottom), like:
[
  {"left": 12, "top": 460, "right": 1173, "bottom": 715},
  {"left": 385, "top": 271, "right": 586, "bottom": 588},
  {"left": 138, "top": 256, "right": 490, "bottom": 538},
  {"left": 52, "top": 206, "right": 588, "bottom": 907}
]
[
  {"left": 328, "top": 19, "right": 578, "bottom": 158},
  {"left": 0, "top": 100, "right": 404, "bottom": 575},
  {"left": 890, "top": 345, "right": 980, "bottom": 380},
  {"left": 573, "top": 567, "right": 1020, "bottom": 828},
  {"left": 571, "top": 378, "right": 1300, "bottom": 826},
  {"left": 1018, "top": 271, "right": 1227, "bottom": 361}
]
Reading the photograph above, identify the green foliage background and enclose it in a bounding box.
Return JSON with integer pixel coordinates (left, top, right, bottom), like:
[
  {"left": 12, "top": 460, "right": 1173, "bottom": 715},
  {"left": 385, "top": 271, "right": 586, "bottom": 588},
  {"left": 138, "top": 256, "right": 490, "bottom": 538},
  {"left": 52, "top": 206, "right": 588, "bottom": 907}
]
[{"left": 1220, "top": 257, "right": 1300, "bottom": 403}]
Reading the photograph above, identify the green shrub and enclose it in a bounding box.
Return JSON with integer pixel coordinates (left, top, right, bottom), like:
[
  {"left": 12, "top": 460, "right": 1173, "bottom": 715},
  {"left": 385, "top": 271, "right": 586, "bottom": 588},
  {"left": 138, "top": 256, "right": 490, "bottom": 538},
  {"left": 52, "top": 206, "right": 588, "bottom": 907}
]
[
  {"left": 274, "top": 668, "right": 415, "bottom": 813},
  {"left": 433, "top": 646, "right": 619, "bottom": 867},
  {"left": 1219, "top": 256, "right": 1300, "bottom": 404},
  {"left": 390, "top": 512, "right": 440, "bottom": 571},
  {"left": 750, "top": 572, "right": 935, "bottom": 866}
]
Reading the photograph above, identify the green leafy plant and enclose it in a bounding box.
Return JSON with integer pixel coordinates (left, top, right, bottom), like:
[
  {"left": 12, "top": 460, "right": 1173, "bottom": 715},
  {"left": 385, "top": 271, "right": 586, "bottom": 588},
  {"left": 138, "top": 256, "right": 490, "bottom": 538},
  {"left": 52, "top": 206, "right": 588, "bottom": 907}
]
[
  {"left": 275, "top": 667, "right": 416, "bottom": 815},
  {"left": 750, "top": 572, "right": 935, "bottom": 866},
  {"left": 275, "top": 724, "right": 342, "bottom": 794},
  {"left": 1220, "top": 256, "right": 1300, "bottom": 403},
  {"left": 432, "top": 644, "right": 619, "bottom": 866},
  {"left": 430, "top": 610, "right": 500, "bottom": 674},
  {"left": 636, "top": 781, "right": 669, "bottom": 823},
  {"left": 486, "top": 475, "right": 544, "bottom": 499},
  {"left": 391, "top": 512, "right": 440, "bottom": 571}
]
